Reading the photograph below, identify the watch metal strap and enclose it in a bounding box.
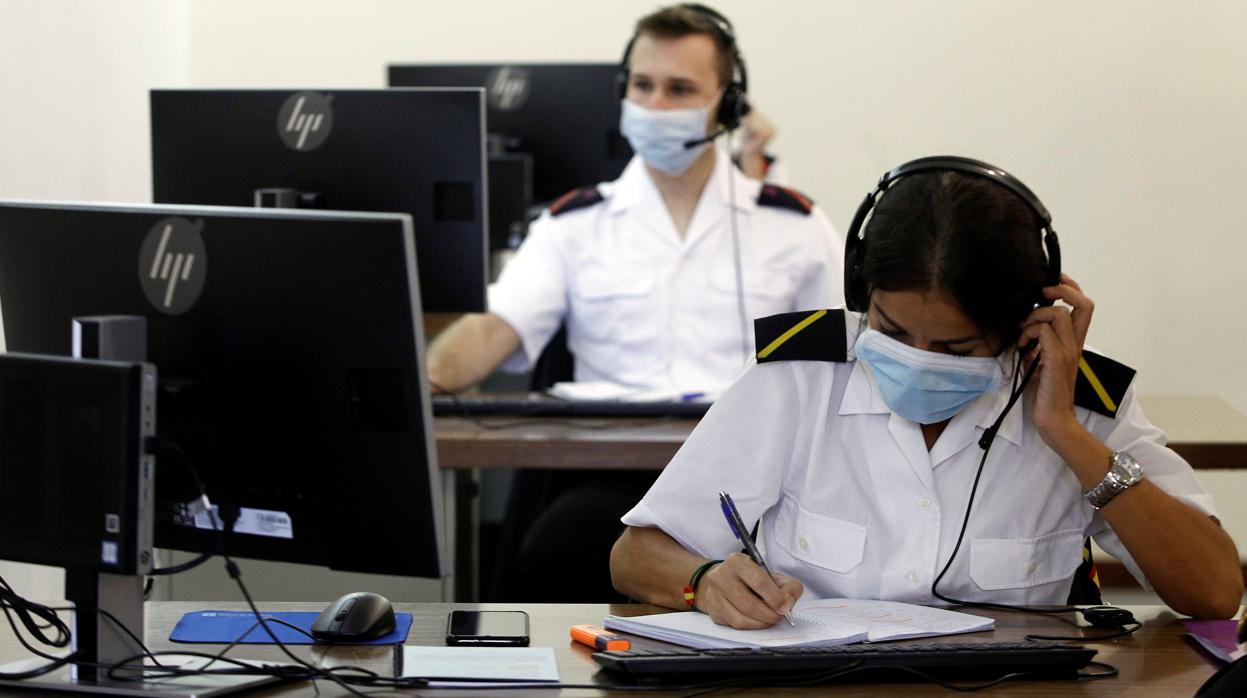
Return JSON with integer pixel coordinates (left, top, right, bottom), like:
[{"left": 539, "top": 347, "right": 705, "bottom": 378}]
[{"left": 1084, "top": 451, "right": 1140, "bottom": 510}]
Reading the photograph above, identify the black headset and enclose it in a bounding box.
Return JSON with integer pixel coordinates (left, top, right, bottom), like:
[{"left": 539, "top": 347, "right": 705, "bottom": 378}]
[
  {"left": 843, "top": 155, "right": 1061, "bottom": 313},
  {"left": 616, "top": 3, "right": 751, "bottom": 131}
]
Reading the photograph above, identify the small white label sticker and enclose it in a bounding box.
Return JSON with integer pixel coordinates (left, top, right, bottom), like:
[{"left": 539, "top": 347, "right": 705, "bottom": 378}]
[
  {"left": 101, "top": 541, "right": 118, "bottom": 565},
  {"left": 189, "top": 505, "right": 294, "bottom": 540}
]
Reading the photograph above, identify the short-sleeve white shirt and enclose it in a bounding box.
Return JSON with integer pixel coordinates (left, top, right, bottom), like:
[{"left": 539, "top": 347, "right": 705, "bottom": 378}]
[
  {"left": 623, "top": 313, "right": 1218, "bottom": 606},
  {"left": 487, "top": 153, "right": 843, "bottom": 397}
]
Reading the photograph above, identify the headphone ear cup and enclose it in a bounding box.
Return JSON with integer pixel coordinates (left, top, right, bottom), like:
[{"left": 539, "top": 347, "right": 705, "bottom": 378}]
[
  {"left": 717, "top": 82, "right": 749, "bottom": 130},
  {"left": 844, "top": 240, "right": 866, "bottom": 312},
  {"left": 1032, "top": 227, "right": 1061, "bottom": 308},
  {"left": 843, "top": 191, "right": 876, "bottom": 312},
  {"left": 617, "top": 36, "right": 636, "bottom": 103}
]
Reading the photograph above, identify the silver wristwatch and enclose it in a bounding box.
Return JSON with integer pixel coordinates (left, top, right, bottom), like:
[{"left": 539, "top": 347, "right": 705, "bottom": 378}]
[{"left": 1083, "top": 451, "right": 1144, "bottom": 510}]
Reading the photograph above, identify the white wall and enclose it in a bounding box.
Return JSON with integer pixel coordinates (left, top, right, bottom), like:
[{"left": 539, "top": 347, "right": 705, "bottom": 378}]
[
  {"left": 5, "top": 0, "right": 1245, "bottom": 408},
  {"left": 1, "top": 0, "right": 1246, "bottom": 592},
  {"left": 0, "top": 0, "right": 190, "bottom": 596}
]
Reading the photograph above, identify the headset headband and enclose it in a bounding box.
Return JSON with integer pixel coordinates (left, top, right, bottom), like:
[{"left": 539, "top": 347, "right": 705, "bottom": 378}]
[
  {"left": 617, "top": 3, "right": 750, "bottom": 129},
  {"left": 844, "top": 155, "right": 1061, "bottom": 312}
]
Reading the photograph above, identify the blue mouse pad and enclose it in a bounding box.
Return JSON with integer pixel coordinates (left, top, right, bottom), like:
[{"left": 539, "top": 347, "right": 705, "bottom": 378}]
[{"left": 170, "top": 610, "right": 413, "bottom": 645}]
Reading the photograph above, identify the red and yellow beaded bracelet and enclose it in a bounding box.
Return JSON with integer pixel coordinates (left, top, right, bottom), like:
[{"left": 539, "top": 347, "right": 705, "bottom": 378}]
[{"left": 682, "top": 559, "right": 723, "bottom": 612}]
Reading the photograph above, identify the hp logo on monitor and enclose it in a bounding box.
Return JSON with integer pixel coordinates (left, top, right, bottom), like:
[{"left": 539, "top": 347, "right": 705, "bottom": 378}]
[
  {"left": 138, "top": 217, "right": 207, "bottom": 315},
  {"left": 277, "top": 91, "right": 334, "bottom": 152},
  {"left": 486, "top": 67, "right": 530, "bottom": 112}
]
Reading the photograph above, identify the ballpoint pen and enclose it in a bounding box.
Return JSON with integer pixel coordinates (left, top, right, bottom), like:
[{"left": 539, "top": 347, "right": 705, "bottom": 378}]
[{"left": 718, "top": 491, "right": 795, "bottom": 627}]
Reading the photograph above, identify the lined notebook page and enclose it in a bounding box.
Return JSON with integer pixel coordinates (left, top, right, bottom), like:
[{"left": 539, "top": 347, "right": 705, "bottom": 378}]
[
  {"left": 605, "top": 609, "right": 866, "bottom": 649},
  {"left": 793, "top": 599, "right": 994, "bottom": 642},
  {"left": 605, "top": 599, "right": 991, "bottom": 649}
]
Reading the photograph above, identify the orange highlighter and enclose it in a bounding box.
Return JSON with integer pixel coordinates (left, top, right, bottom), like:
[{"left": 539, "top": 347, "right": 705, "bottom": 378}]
[{"left": 570, "top": 624, "right": 631, "bottom": 651}]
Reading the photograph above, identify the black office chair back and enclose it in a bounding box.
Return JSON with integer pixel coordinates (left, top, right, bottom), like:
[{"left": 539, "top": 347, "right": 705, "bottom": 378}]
[
  {"left": 488, "top": 324, "right": 576, "bottom": 600},
  {"left": 529, "top": 324, "right": 574, "bottom": 390}
]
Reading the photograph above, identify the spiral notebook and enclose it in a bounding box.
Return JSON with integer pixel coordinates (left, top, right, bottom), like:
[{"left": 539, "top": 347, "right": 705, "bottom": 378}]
[{"left": 604, "top": 599, "right": 993, "bottom": 650}]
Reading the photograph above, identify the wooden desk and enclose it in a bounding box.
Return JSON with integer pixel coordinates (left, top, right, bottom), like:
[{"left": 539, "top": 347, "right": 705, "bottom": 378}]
[
  {"left": 0, "top": 602, "right": 1229, "bottom": 696},
  {"left": 435, "top": 415, "right": 695, "bottom": 471},
  {"left": 435, "top": 394, "right": 1247, "bottom": 471}
]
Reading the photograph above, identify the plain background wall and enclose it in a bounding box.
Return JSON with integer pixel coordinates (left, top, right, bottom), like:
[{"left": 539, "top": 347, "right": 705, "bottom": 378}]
[{"left": 1, "top": 0, "right": 1245, "bottom": 597}]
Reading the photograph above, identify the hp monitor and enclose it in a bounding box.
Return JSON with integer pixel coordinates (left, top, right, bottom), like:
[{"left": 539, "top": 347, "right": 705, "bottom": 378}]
[
  {"left": 150, "top": 88, "right": 488, "bottom": 312},
  {"left": 0, "top": 200, "right": 444, "bottom": 578},
  {"left": 388, "top": 64, "right": 632, "bottom": 203}
]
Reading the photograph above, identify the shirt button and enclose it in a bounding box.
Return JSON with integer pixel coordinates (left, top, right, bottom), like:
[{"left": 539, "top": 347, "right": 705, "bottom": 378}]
[
  {"left": 908, "top": 572, "right": 920, "bottom": 585},
  {"left": 918, "top": 498, "right": 931, "bottom": 510},
  {"left": 798, "top": 537, "right": 809, "bottom": 550}
]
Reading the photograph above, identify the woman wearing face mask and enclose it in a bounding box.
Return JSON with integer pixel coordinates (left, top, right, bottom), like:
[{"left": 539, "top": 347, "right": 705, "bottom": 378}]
[{"left": 610, "top": 157, "right": 1243, "bottom": 625}]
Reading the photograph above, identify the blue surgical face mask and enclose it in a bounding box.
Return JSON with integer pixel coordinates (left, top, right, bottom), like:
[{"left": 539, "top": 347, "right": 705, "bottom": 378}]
[
  {"left": 854, "top": 328, "right": 1002, "bottom": 425},
  {"left": 619, "top": 99, "right": 713, "bottom": 176}
]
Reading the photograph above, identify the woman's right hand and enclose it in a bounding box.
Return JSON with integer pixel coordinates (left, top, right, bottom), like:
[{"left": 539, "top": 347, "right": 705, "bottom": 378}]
[{"left": 696, "top": 552, "right": 804, "bottom": 629}]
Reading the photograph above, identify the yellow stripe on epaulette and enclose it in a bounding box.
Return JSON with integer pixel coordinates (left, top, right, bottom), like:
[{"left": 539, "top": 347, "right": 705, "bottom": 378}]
[
  {"left": 1074, "top": 350, "right": 1136, "bottom": 418},
  {"left": 753, "top": 309, "right": 848, "bottom": 363}
]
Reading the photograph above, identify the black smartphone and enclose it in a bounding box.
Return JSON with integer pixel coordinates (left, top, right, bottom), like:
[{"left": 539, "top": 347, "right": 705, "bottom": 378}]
[{"left": 445, "top": 610, "right": 530, "bottom": 646}]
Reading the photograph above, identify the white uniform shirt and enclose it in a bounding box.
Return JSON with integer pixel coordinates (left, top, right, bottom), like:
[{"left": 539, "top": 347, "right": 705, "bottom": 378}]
[
  {"left": 487, "top": 153, "right": 843, "bottom": 397},
  {"left": 623, "top": 314, "right": 1218, "bottom": 606}
]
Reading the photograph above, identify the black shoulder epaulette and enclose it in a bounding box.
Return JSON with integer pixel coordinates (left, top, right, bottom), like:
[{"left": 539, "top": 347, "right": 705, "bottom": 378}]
[
  {"left": 757, "top": 184, "right": 814, "bottom": 216},
  {"left": 754, "top": 309, "right": 847, "bottom": 363},
  {"left": 1074, "top": 349, "right": 1136, "bottom": 418},
  {"left": 547, "top": 186, "right": 604, "bottom": 217}
]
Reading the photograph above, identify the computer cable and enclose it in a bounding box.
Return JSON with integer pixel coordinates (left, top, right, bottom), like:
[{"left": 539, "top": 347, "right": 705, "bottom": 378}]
[
  {"left": 0, "top": 574, "right": 69, "bottom": 648},
  {"left": 725, "top": 128, "right": 751, "bottom": 368},
  {"left": 113, "top": 616, "right": 315, "bottom": 678},
  {"left": 0, "top": 576, "right": 73, "bottom": 680},
  {"left": 0, "top": 453, "right": 394, "bottom": 694},
  {"left": 1023, "top": 606, "right": 1143, "bottom": 642},
  {"left": 160, "top": 439, "right": 381, "bottom": 696},
  {"left": 0, "top": 575, "right": 159, "bottom": 679},
  {"left": 380, "top": 656, "right": 1118, "bottom": 695},
  {"left": 928, "top": 352, "right": 1141, "bottom": 640},
  {"left": 147, "top": 441, "right": 215, "bottom": 580},
  {"left": 803, "top": 660, "right": 1119, "bottom": 693},
  {"left": 0, "top": 581, "right": 165, "bottom": 681}
]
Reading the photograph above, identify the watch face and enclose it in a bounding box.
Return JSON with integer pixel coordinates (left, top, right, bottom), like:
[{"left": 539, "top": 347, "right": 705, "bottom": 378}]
[{"left": 1112, "top": 452, "right": 1143, "bottom": 484}]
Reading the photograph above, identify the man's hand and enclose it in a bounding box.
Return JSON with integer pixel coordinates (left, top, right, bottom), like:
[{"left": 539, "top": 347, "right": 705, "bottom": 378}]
[{"left": 737, "top": 109, "right": 777, "bottom": 180}]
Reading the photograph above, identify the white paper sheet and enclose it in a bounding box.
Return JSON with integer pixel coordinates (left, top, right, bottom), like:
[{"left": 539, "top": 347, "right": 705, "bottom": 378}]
[{"left": 399, "top": 646, "right": 559, "bottom": 685}]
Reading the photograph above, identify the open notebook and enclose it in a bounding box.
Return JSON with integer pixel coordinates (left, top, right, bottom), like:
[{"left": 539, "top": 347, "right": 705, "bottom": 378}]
[{"left": 604, "top": 599, "right": 993, "bottom": 650}]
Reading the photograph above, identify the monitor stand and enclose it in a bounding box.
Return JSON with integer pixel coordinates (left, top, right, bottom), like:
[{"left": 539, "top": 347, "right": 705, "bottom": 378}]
[
  {"left": 0, "top": 655, "right": 286, "bottom": 697},
  {"left": 0, "top": 570, "right": 284, "bottom": 696},
  {"left": 0, "top": 317, "right": 287, "bottom": 695}
]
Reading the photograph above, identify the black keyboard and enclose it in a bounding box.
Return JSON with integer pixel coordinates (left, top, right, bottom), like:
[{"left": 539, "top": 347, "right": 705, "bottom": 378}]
[
  {"left": 432, "top": 393, "right": 711, "bottom": 418},
  {"left": 593, "top": 640, "right": 1096, "bottom": 682}
]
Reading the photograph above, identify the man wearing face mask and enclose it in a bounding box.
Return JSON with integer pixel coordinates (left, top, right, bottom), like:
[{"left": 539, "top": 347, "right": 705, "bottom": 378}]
[{"left": 427, "top": 3, "right": 843, "bottom": 399}]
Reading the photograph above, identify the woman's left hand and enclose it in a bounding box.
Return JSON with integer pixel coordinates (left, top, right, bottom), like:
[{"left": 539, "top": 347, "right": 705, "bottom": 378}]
[{"left": 1016, "top": 273, "right": 1095, "bottom": 447}]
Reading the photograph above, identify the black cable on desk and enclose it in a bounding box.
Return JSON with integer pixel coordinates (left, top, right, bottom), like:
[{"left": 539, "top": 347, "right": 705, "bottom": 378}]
[{"left": 926, "top": 353, "right": 1142, "bottom": 642}]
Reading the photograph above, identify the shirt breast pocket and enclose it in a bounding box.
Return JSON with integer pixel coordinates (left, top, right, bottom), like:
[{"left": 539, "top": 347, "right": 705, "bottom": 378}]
[
  {"left": 774, "top": 496, "right": 866, "bottom": 574},
  {"left": 969, "top": 528, "right": 1085, "bottom": 590},
  {"left": 569, "top": 263, "right": 656, "bottom": 342},
  {"left": 709, "top": 263, "right": 798, "bottom": 307}
]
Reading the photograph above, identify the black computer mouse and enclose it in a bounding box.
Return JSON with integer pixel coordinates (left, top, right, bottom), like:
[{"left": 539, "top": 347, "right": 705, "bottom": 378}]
[{"left": 311, "top": 591, "right": 396, "bottom": 643}]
